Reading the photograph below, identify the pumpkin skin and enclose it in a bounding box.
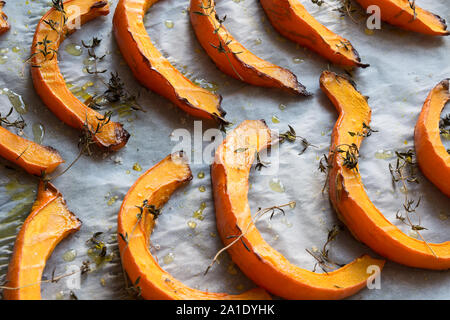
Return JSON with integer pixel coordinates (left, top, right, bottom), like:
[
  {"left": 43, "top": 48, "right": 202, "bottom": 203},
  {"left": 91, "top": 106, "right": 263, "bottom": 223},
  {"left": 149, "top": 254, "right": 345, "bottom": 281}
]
[
  {"left": 0, "top": 126, "right": 64, "bottom": 176},
  {"left": 113, "top": 0, "right": 226, "bottom": 123},
  {"left": 415, "top": 79, "right": 450, "bottom": 197},
  {"left": 211, "top": 120, "right": 385, "bottom": 300},
  {"left": 3, "top": 182, "right": 81, "bottom": 300},
  {"left": 355, "top": 0, "right": 449, "bottom": 36},
  {"left": 31, "top": 0, "right": 130, "bottom": 151},
  {"left": 321, "top": 70, "right": 450, "bottom": 270},
  {"left": 118, "top": 152, "right": 271, "bottom": 300},
  {"left": 259, "top": 0, "right": 368, "bottom": 67},
  {"left": 0, "top": 1, "right": 10, "bottom": 35},
  {"left": 189, "top": 0, "right": 309, "bottom": 95}
]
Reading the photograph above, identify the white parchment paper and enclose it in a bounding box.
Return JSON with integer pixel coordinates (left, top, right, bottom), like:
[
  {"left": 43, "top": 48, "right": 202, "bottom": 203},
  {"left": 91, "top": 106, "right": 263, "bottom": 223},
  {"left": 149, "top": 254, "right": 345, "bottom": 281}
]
[{"left": 0, "top": 0, "right": 448, "bottom": 300}]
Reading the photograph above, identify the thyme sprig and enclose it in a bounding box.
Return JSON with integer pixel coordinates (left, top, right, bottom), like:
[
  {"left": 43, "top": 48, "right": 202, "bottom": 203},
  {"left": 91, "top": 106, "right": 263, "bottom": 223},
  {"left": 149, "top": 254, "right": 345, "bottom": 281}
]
[
  {"left": 255, "top": 152, "right": 270, "bottom": 171},
  {"left": 389, "top": 150, "right": 436, "bottom": 257},
  {"left": 192, "top": 0, "right": 244, "bottom": 80},
  {"left": 439, "top": 113, "right": 450, "bottom": 135},
  {"left": 42, "top": 111, "right": 113, "bottom": 184},
  {"left": 0, "top": 108, "right": 26, "bottom": 131},
  {"left": 204, "top": 201, "right": 295, "bottom": 275},
  {"left": 306, "top": 225, "right": 344, "bottom": 273},
  {"left": 279, "top": 125, "right": 317, "bottom": 155},
  {"left": 88, "top": 72, "right": 144, "bottom": 113},
  {"left": 0, "top": 261, "right": 89, "bottom": 293},
  {"left": 408, "top": 0, "right": 417, "bottom": 20},
  {"left": 81, "top": 37, "right": 106, "bottom": 75},
  {"left": 86, "top": 232, "right": 107, "bottom": 258},
  {"left": 348, "top": 122, "right": 378, "bottom": 138},
  {"left": 26, "top": 35, "right": 58, "bottom": 68},
  {"left": 335, "top": 143, "right": 359, "bottom": 172}
]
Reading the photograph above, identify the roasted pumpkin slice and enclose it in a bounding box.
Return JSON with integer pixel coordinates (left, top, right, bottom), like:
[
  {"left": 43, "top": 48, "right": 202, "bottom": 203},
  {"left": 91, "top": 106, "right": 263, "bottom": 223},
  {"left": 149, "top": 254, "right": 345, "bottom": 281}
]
[
  {"left": 118, "top": 151, "right": 270, "bottom": 300},
  {"left": 320, "top": 71, "right": 450, "bottom": 270},
  {"left": 0, "top": 126, "right": 64, "bottom": 176},
  {"left": 190, "top": 0, "right": 309, "bottom": 95},
  {"left": 3, "top": 182, "right": 81, "bottom": 300},
  {"left": 259, "top": 0, "right": 368, "bottom": 67},
  {"left": 113, "top": 0, "right": 226, "bottom": 123},
  {"left": 355, "top": 0, "right": 449, "bottom": 36},
  {"left": 31, "top": 0, "right": 130, "bottom": 151},
  {"left": 0, "top": 1, "right": 9, "bottom": 35},
  {"left": 415, "top": 79, "right": 450, "bottom": 197},
  {"left": 211, "top": 120, "right": 384, "bottom": 299}
]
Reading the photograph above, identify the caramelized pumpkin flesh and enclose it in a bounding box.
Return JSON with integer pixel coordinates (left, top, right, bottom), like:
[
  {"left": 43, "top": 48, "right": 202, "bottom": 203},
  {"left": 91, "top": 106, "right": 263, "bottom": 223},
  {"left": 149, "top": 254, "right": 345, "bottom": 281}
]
[
  {"left": 321, "top": 71, "right": 450, "bottom": 270},
  {"left": 190, "top": 0, "right": 309, "bottom": 95},
  {"left": 0, "top": 126, "right": 64, "bottom": 175},
  {"left": 3, "top": 182, "right": 81, "bottom": 300},
  {"left": 355, "top": 0, "right": 449, "bottom": 36},
  {"left": 118, "top": 152, "right": 271, "bottom": 300},
  {"left": 113, "top": 0, "right": 225, "bottom": 122},
  {"left": 31, "top": 0, "right": 129, "bottom": 150},
  {"left": 0, "top": 1, "right": 10, "bottom": 35},
  {"left": 260, "top": 0, "right": 368, "bottom": 67},
  {"left": 211, "top": 120, "right": 384, "bottom": 299},
  {"left": 415, "top": 79, "right": 450, "bottom": 197}
]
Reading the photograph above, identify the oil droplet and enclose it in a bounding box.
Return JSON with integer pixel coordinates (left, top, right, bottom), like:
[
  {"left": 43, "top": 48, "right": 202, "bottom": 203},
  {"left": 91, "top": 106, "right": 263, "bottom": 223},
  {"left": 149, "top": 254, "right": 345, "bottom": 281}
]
[
  {"left": 193, "top": 202, "right": 207, "bottom": 220},
  {"left": 163, "top": 253, "right": 175, "bottom": 264},
  {"left": 62, "top": 249, "right": 77, "bottom": 262},
  {"left": 198, "top": 186, "right": 206, "bottom": 192},
  {"left": 32, "top": 123, "right": 45, "bottom": 144},
  {"left": 289, "top": 201, "right": 296, "bottom": 209},
  {"left": 269, "top": 178, "right": 285, "bottom": 193},
  {"left": 0, "top": 55, "right": 7, "bottom": 64},
  {"left": 227, "top": 263, "right": 238, "bottom": 275},
  {"left": 439, "top": 212, "right": 448, "bottom": 221},
  {"left": 254, "top": 38, "right": 262, "bottom": 45},
  {"left": 236, "top": 284, "right": 244, "bottom": 291},
  {"left": 271, "top": 115, "right": 280, "bottom": 123},
  {"left": 278, "top": 103, "right": 286, "bottom": 110},
  {"left": 83, "top": 57, "right": 96, "bottom": 66},
  {"left": 374, "top": 150, "right": 393, "bottom": 160},
  {"left": 107, "top": 195, "right": 119, "bottom": 206},
  {"left": 125, "top": 170, "right": 131, "bottom": 174},
  {"left": 12, "top": 46, "right": 20, "bottom": 53},
  {"left": 210, "top": 232, "right": 216, "bottom": 237},
  {"left": 55, "top": 291, "right": 64, "bottom": 300},
  {"left": 193, "top": 78, "right": 219, "bottom": 93},
  {"left": 165, "top": 20, "right": 174, "bottom": 29},
  {"left": 232, "top": 0, "right": 242, "bottom": 3},
  {"left": 100, "top": 278, "right": 106, "bottom": 286},
  {"left": 197, "top": 171, "right": 205, "bottom": 179},
  {"left": 408, "top": 230, "right": 418, "bottom": 239},
  {"left": 65, "top": 43, "right": 83, "bottom": 56},
  {"left": 187, "top": 220, "right": 197, "bottom": 229},
  {"left": 403, "top": 140, "right": 408, "bottom": 145},
  {"left": 133, "top": 162, "right": 142, "bottom": 171},
  {"left": 364, "top": 28, "right": 375, "bottom": 36},
  {"left": 292, "top": 57, "right": 304, "bottom": 64},
  {"left": 1, "top": 88, "right": 27, "bottom": 114},
  {"left": 0, "top": 48, "right": 9, "bottom": 54}
]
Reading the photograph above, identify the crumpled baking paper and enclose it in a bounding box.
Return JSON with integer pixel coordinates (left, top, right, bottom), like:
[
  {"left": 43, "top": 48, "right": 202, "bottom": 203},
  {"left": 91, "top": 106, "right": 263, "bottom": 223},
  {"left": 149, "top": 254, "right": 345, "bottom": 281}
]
[{"left": 0, "top": 0, "right": 448, "bottom": 299}]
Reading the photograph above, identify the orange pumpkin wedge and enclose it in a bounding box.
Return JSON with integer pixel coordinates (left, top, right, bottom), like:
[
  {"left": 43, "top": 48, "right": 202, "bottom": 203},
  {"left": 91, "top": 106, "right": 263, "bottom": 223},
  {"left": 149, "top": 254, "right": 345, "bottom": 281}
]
[
  {"left": 0, "top": 126, "right": 64, "bottom": 176},
  {"left": 321, "top": 71, "right": 450, "bottom": 270},
  {"left": 0, "top": 1, "right": 10, "bottom": 35},
  {"left": 31, "top": 0, "right": 130, "bottom": 151},
  {"left": 211, "top": 120, "right": 384, "bottom": 299},
  {"left": 118, "top": 151, "right": 270, "bottom": 300},
  {"left": 259, "top": 0, "right": 368, "bottom": 68},
  {"left": 113, "top": 0, "right": 226, "bottom": 124},
  {"left": 415, "top": 79, "right": 450, "bottom": 197},
  {"left": 190, "top": 0, "right": 309, "bottom": 95},
  {"left": 3, "top": 182, "right": 81, "bottom": 300},
  {"left": 355, "top": 0, "right": 449, "bottom": 36}
]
